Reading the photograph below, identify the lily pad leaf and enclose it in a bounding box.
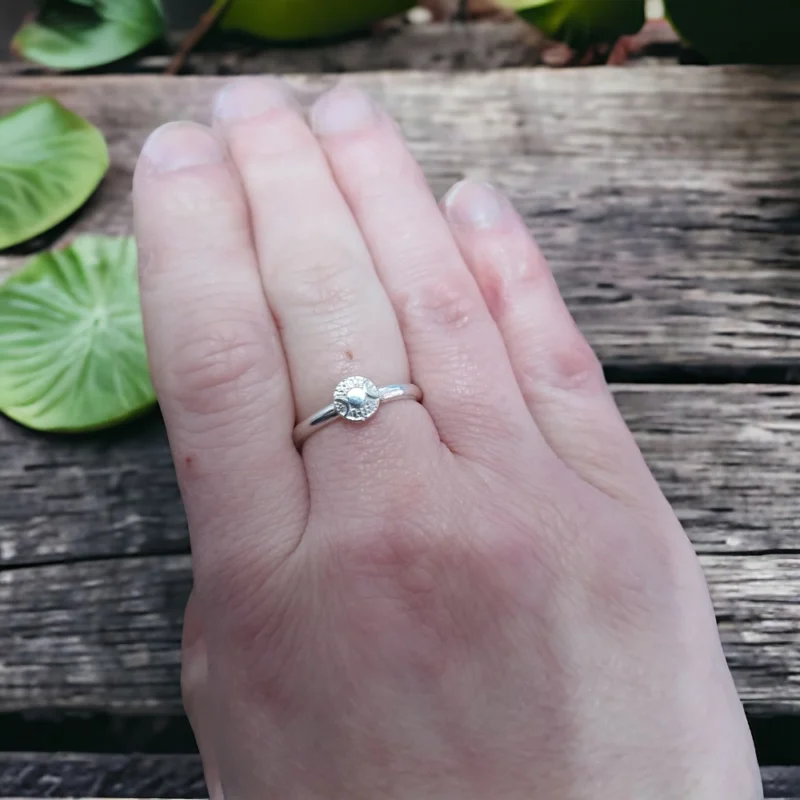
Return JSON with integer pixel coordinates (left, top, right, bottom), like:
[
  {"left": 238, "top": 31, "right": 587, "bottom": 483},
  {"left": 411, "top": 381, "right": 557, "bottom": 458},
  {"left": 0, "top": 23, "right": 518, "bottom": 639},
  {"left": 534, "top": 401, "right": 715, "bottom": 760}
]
[
  {"left": 13, "top": 0, "right": 166, "bottom": 71},
  {"left": 498, "top": 0, "right": 645, "bottom": 50},
  {"left": 217, "top": 0, "right": 415, "bottom": 41},
  {"left": 0, "top": 235, "right": 156, "bottom": 432},
  {"left": 0, "top": 97, "right": 109, "bottom": 251},
  {"left": 665, "top": 0, "right": 800, "bottom": 64}
]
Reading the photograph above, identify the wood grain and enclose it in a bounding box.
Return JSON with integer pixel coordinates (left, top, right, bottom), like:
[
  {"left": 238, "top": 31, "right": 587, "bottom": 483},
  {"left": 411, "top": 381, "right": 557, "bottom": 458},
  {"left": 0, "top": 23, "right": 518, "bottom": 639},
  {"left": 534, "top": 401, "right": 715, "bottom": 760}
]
[
  {"left": 2, "top": 386, "right": 798, "bottom": 567},
  {"left": 2, "top": 549, "right": 798, "bottom": 714},
  {"left": 0, "top": 753, "right": 207, "bottom": 799},
  {"left": 1, "top": 388, "right": 800, "bottom": 714},
  {"left": 0, "top": 754, "right": 795, "bottom": 798},
  {"left": 0, "top": 68, "right": 798, "bottom": 372},
  {"left": 0, "top": 413, "right": 186, "bottom": 566}
]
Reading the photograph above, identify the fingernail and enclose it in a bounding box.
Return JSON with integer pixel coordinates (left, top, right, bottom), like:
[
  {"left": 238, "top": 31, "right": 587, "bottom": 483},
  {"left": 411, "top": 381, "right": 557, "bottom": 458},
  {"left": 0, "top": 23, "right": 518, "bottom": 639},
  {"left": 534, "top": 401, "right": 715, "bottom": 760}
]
[
  {"left": 443, "top": 180, "right": 508, "bottom": 230},
  {"left": 311, "top": 87, "right": 379, "bottom": 136},
  {"left": 213, "top": 76, "right": 298, "bottom": 123},
  {"left": 140, "top": 122, "right": 224, "bottom": 173}
]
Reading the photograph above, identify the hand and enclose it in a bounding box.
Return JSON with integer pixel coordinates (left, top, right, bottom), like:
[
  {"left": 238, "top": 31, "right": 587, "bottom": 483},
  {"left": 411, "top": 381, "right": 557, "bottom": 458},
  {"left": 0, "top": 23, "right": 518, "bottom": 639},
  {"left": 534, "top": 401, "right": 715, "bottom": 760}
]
[{"left": 133, "top": 77, "right": 762, "bottom": 800}]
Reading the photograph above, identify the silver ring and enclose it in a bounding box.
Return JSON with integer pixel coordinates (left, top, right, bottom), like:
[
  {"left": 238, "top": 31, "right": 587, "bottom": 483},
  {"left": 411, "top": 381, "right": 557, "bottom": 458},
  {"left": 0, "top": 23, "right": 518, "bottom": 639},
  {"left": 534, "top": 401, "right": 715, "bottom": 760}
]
[{"left": 293, "top": 376, "right": 422, "bottom": 449}]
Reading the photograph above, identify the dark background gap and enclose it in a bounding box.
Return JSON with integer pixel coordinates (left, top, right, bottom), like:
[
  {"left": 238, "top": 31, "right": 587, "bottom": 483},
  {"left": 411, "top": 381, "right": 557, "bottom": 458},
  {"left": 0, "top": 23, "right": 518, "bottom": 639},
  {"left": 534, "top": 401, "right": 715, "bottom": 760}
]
[{"left": 1, "top": 711, "right": 799, "bottom": 766}]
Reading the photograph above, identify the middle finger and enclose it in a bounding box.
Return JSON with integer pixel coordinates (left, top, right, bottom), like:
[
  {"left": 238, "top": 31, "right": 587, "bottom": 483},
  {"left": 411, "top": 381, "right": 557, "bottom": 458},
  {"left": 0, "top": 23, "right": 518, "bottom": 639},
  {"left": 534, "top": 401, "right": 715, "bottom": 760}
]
[
  {"left": 311, "top": 86, "right": 540, "bottom": 464},
  {"left": 213, "top": 78, "right": 420, "bottom": 454}
]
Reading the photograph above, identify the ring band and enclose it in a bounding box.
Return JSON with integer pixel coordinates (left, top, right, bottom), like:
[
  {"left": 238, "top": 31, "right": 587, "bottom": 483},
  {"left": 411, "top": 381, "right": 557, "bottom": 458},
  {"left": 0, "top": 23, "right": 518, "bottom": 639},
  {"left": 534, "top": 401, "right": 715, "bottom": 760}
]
[{"left": 293, "top": 376, "right": 422, "bottom": 449}]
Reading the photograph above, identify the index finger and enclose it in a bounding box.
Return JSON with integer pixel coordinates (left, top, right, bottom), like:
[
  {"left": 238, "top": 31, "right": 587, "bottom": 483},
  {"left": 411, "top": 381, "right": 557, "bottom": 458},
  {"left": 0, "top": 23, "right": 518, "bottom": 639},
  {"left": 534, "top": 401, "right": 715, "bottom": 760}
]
[{"left": 133, "top": 120, "right": 308, "bottom": 578}]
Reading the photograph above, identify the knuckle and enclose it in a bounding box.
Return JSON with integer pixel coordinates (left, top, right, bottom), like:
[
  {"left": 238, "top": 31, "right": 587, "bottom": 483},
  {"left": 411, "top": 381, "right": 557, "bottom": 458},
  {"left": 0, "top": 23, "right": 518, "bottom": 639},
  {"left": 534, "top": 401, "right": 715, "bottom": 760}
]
[
  {"left": 146, "top": 172, "right": 245, "bottom": 236},
  {"left": 400, "top": 274, "right": 481, "bottom": 332},
  {"left": 169, "top": 309, "right": 272, "bottom": 420},
  {"left": 230, "top": 109, "right": 313, "bottom": 162},
  {"left": 336, "top": 520, "right": 462, "bottom": 667},
  {"left": 274, "top": 258, "right": 360, "bottom": 321},
  {"left": 328, "top": 118, "right": 411, "bottom": 186},
  {"left": 551, "top": 332, "right": 605, "bottom": 391},
  {"left": 161, "top": 173, "right": 234, "bottom": 223},
  {"left": 333, "top": 510, "right": 551, "bottom": 681},
  {"left": 523, "top": 327, "right": 606, "bottom": 395}
]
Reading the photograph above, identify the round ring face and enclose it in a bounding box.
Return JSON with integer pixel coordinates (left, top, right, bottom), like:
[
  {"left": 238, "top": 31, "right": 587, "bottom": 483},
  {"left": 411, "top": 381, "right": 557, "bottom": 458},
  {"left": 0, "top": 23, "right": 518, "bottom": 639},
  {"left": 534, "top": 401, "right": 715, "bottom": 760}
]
[{"left": 333, "top": 376, "right": 381, "bottom": 422}]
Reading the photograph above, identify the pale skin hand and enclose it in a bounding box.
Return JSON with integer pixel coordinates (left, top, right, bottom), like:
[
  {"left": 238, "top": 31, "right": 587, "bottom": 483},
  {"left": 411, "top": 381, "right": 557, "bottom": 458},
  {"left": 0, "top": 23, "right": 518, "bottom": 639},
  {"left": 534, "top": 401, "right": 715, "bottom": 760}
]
[{"left": 133, "top": 78, "right": 763, "bottom": 800}]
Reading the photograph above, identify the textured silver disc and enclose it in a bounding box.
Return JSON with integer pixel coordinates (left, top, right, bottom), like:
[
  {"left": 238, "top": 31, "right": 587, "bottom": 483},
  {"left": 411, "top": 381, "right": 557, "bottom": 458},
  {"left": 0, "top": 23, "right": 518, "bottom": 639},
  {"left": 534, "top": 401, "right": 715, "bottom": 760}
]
[{"left": 333, "top": 376, "right": 381, "bottom": 422}]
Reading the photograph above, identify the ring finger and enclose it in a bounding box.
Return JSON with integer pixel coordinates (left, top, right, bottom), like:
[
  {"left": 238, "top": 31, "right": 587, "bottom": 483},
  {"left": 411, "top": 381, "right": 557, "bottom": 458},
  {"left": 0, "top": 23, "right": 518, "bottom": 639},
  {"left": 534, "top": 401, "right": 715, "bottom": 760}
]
[
  {"left": 212, "top": 78, "right": 434, "bottom": 469},
  {"left": 310, "top": 86, "right": 545, "bottom": 465}
]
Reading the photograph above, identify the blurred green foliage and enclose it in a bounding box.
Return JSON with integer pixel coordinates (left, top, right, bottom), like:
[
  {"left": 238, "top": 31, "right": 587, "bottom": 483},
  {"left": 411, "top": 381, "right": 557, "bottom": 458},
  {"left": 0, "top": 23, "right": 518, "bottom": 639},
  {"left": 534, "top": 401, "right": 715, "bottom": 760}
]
[
  {"left": 13, "top": 0, "right": 166, "bottom": 70},
  {"left": 215, "top": 0, "right": 416, "bottom": 41},
  {"left": 498, "top": 0, "right": 645, "bottom": 51},
  {"left": 503, "top": 0, "right": 800, "bottom": 64},
  {"left": 0, "top": 97, "right": 108, "bottom": 249}
]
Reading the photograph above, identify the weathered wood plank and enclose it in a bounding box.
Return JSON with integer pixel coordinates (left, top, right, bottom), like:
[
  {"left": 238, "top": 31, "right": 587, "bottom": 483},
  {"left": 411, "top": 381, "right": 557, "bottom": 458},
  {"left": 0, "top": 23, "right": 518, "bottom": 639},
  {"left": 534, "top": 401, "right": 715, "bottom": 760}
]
[
  {"left": 2, "top": 386, "right": 798, "bottom": 712},
  {"left": 1, "top": 551, "right": 797, "bottom": 714},
  {"left": 0, "top": 554, "right": 190, "bottom": 713},
  {"left": 0, "top": 21, "right": 545, "bottom": 77},
  {"left": 2, "top": 386, "right": 797, "bottom": 567},
  {"left": 0, "top": 413, "right": 186, "bottom": 566},
  {"left": 0, "top": 753, "right": 207, "bottom": 799},
  {"left": 1, "top": 398, "right": 800, "bottom": 716},
  {"left": 0, "top": 754, "right": 796, "bottom": 798},
  {"left": 1, "top": 69, "right": 798, "bottom": 370},
  {"left": 763, "top": 767, "right": 800, "bottom": 799}
]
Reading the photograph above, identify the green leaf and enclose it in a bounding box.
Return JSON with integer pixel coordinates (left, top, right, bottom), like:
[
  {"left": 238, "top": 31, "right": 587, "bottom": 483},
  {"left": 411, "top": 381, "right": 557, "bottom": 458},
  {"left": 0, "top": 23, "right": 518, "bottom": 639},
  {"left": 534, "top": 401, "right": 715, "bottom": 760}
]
[
  {"left": 498, "top": 0, "right": 645, "bottom": 50},
  {"left": 0, "top": 97, "right": 109, "bottom": 251},
  {"left": 12, "top": 0, "right": 166, "bottom": 70},
  {"left": 217, "top": 0, "right": 415, "bottom": 41},
  {"left": 665, "top": 0, "right": 800, "bottom": 64},
  {"left": 0, "top": 235, "right": 156, "bottom": 432}
]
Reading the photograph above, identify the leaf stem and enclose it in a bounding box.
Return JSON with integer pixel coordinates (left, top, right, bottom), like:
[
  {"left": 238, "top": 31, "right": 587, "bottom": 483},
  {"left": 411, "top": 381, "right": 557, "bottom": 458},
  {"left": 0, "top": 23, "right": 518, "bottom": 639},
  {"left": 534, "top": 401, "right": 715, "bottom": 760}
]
[{"left": 165, "top": 0, "right": 234, "bottom": 76}]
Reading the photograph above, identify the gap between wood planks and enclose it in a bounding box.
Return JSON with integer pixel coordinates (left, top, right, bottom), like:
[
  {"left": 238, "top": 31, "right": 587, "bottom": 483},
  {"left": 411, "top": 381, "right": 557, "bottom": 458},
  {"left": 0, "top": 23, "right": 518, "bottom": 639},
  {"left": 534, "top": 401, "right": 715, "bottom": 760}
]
[{"left": 1, "top": 713, "right": 799, "bottom": 766}]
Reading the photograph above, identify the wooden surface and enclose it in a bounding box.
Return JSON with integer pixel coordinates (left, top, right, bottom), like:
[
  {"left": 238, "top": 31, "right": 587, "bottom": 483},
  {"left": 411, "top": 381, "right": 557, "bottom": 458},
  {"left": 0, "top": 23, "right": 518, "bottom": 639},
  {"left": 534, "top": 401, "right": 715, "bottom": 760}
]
[
  {"left": 0, "top": 754, "right": 207, "bottom": 799},
  {"left": 2, "top": 68, "right": 798, "bottom": 373},
  {"left": 0, "top": 754, "right": 798, "bottom": 798},
  {"left": 0, "top": 67, "right": 798, "bottom": 768},
  {"left": 1, "top": 385, "right": 800, "bottom": 713},
  {"left": 2, "top": 385, "right": 798, "bottom": 566},
  {"left": 0, "top": 21, "right": 545, "bottom": 77}
]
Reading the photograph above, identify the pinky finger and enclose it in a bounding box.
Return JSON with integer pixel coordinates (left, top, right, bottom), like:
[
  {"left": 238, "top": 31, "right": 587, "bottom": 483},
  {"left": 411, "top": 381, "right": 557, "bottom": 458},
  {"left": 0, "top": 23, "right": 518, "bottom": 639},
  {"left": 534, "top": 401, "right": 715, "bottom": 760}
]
[{"left": 442, "top": 180, "right": 664, "bottom": 509}]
